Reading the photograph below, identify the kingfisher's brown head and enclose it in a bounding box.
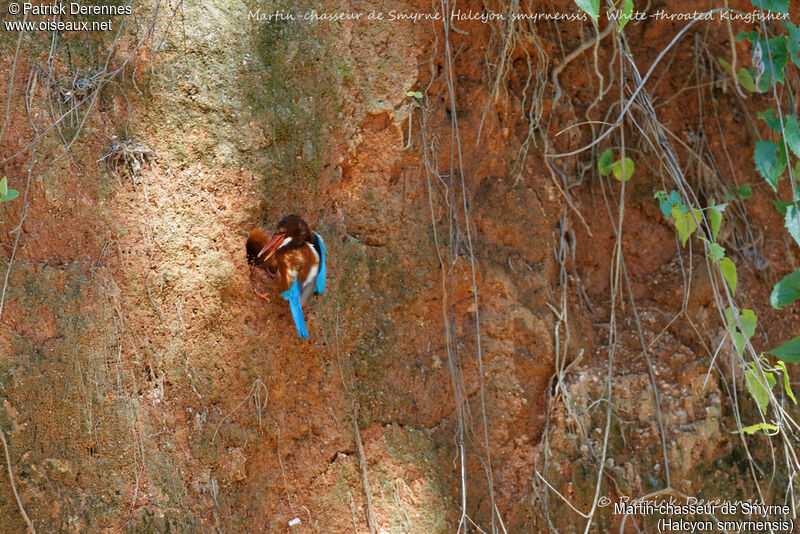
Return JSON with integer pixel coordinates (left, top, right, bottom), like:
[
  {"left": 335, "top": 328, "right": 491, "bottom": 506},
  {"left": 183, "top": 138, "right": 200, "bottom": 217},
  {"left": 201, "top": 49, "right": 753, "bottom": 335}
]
[
  {"left": 257, "top": 215, "right": 311, "bottom": 261},
  {"left": 246, "top": 228, "right": 270, "bottom": 266}
]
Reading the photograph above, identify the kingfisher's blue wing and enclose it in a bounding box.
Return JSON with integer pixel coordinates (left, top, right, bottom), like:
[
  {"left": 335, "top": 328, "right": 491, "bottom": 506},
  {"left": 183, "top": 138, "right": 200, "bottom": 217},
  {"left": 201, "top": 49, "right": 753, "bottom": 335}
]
[
  {"left": 281, "top": 279, "right": 309, "bottom": 338},
  {"left": 314, "top": 232, "right": 326, "bottom": 294}
]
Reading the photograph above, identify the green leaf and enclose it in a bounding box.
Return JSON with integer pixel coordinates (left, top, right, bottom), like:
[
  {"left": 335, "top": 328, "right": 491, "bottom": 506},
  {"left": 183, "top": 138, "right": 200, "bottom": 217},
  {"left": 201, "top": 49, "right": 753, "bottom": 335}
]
[
  {"left": 784, "top": 21, "right": 800, "bottom": 67},
  {"left": 708, "top": 242, "right": 725, "bottom": 262},
  {"left": 774, "top": 200, "right": 794, "bottom": 214},
  {"left": 749, "top": 35, "right": 789, "bottom": 90},
  {"left": 746, "top": 367, "right": 776, "bottom": 414},
  {"left": 721, "top": 256, "right": 737, "bottom": 296},
  {"left": 736, "top": 184, "right": 753, "bottom": 199},
  {"left": 655, "top": 190, "right": 681, "bottom": 219},
  {"left": 775, "top": 360, "right": 797, "bottom": 405},
  {"left": 725, "top": 306, "right": 743, "bottom": 352},
  {"left": 733, "top": 422, "right": 779, "bottom": 435},
  {"left": 754, "top": 140, "right": 787, "bottom": 190},
  {"left": 0, "top": 177, "right": 7, "bottom": 197},
  {"left": 611, "top": 157, "right": 634, "bottom": 181},
  {"left": 708, "top": 204, "right": 725, "bottom": 241},
  {"left": 757, "top": 72, "right": 772, "bottom": 93},
  {"left": 618, "top": 0, "right": 633, "bottom": 31},
  {"left": 758, "top": 109, "right": 781, "bottom": 132},
  {"left": 654, "top": 189, "right": 666, "bottom": 205},
  {"left": 0, "top": 189, "right": 18, "bottom": 202},
  {"left": 672, "top": 206, "right": 698, "bottom": 246},
  {"left": 574, "top": 0, "right": 599, "bottom": 22},
  {"left": 597, "top": 149, "right": 613, "bottom": 176},
  {"left": 737, "top": 68, "right": 757, "bottom": 92},
  {"left": 766, "top": 35, "right": 789, "bottom": 84},
  {"left": 725, "top": 308, "right": 747, "bottom": 354},
  {"left": 734, "top": 331, "right": 747, "bottom": 354},
  {"left": 784, "top": 115, "right": 800, "bottom": 159},
  {"left": 766, "top": 337, "right": 800, "bottom": 363},
  {"left": 718, "top": 57, "right": 733, "bottom": 76},
  {"left": 776, "top": 185, "right": 800, "bottom": 215},
  {"left": 771, "top": 269, "right": 800, "bottom": 309},
  {"left": 786, "top": 205, "right": 800, "bottom": 248},
  {"left": 750, "top": 0, "right": 788, "bottom": 14},
  {"left": 406, "top": 91, "right": 423, "bottom": 99},
  {"left": 737, "top": 31, "right": 758, "bottom": 44},
  {"left": 739, "top": 308, "right": 757, "bottom": 339},
  {"left": 726, "top": 307, "right": 756, "bottom": 353},
  {"left": 724, "top": 306, "right": 736, "bottom": 325}
]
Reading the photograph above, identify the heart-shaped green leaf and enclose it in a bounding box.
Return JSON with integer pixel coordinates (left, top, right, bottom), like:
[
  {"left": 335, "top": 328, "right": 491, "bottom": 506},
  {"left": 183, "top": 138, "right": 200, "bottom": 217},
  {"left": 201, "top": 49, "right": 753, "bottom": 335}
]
[
  {"left": 737, "top": 68, "right": 757, "bottom": 92},
  {"left": 611, "top": 157, "right": 634, "bottom": 181},
  {"left": 618, "top": 0, "right": 633, "bottom": 31},
  {"left": 1, "top": 189, "right": 19, "bottom": 202},
  {"left": 597, "top": 149, "right": 613, "bottom": 176},
  {"left": 708, "top": 203, "right": 725, "bottom": 241},
  {"left": 754, "top": 140, "right": 787, "bottom": 190},
  {"left": 766, "top": 337, "right": 800, "bottom": 363},
  {"left": 708, "top": 242, "right": 725, "bottom": 262},
  {"left": 749, "top": 0, "right": 788, "bottom": 16},
  {"left": 721, "top": 256, "right": 737, "bottom": 296},
  {"left": 574, "top": 0, "right": 599, "bottom": 23},
  {"left": 672, "top": 206, "right": 698, "bottom": 247},
  {"left": 782, "top": 115, "right": 800, "bottom": 159},
  {"left": 786, "top": 205, "right": 800, "bottom": 248},
  {"left": 771, "top": 269, "right": 800, "bottom": 309},
  {"left": 745, "top": 367, "right": 776, "bottom": 414}
]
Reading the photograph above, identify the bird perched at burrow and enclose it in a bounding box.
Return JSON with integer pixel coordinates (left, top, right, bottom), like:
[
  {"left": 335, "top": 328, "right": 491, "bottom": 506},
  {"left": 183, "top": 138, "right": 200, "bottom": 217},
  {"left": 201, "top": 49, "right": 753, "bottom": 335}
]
[{"left": 246, "top": 215, "right": 326, "bottom": 339}]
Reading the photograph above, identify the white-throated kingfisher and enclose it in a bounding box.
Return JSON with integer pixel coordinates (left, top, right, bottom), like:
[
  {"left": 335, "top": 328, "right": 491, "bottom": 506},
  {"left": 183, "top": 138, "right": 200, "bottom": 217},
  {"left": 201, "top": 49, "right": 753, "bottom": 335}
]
[{"left": 248, "top": 215, "right": 326, "bottom": 338}]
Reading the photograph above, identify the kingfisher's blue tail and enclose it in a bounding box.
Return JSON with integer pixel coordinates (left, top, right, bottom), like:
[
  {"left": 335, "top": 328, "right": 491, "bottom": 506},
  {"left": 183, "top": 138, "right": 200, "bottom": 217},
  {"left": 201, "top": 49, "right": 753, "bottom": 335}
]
[
  {"left": 314, "top": 232, "right": 326, "bottom": 294},
  {"left": 281, "top": 279, "right": 308, "bottom": 338}
]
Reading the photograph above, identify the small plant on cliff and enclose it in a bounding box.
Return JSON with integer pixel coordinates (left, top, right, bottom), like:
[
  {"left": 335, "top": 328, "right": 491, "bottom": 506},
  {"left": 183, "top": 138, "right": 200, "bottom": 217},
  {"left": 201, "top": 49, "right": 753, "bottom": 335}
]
[
  {"left": 575, "top": 0, "right": 634, "bottom": 29},
  {"left": 651, "top": 178, "right": 800, "bottom": 430},
  {"left": 726, "top": 0, "right": 800, "bottom": 366},
  {"left": 643, "top": 0, "right": 800, "bottom": 426},
  {"left": 597, "top": 148, "right": 634, "bottom": 181},
  {"left": 0, "top": 177, "right": 18, "bottom": 203},
  {"left": 538, "top": 0, "right": 800, "bottom": 530}
]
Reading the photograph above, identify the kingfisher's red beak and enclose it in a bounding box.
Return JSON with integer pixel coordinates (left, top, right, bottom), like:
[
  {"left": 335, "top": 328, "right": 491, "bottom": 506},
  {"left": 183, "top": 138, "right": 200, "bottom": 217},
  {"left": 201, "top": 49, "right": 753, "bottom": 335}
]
[{"left": 258, "top": 232, "right": 285, "bottom": 261}]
